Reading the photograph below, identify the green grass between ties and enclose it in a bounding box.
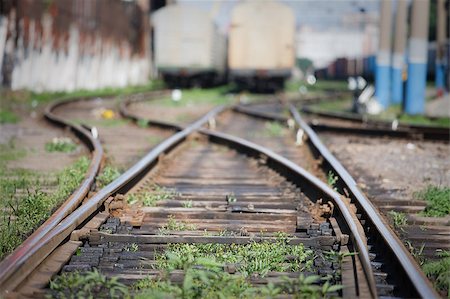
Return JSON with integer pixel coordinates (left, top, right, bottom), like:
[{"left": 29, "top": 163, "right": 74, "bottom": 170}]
[
  {"left": 422, "top": 251, "right": 450, "bottom": 297},
  {"left": 0, "top": 156, "right": 89, "bottom": 260},
  {"left": 0, "top": 109, "right": 20, "bottom": 124},
  {"left": 96, "top": 165, "right": 122, "bottom": 189},
  {"left": 414, "top": 185, "right": 450, "bottom": 217}
]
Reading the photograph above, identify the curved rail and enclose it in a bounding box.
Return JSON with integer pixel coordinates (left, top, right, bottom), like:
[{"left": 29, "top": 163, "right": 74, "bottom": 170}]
[
  {"left": 201, "top": 129, "right": 378, "bottom": 298},
  {"left": 0, "top": 104, "right": 224, "bottom": 295},
  {"left": 230, "top": 99, "right": 438, "bottom": 298},
  {"left": 301, "top": 106, "right": 449, "bottom": 141},
  {"left": 120, "top": 99, "right": 378, "bottom": 298},
  {"left": 288, "top": 105, "right": 439, "bottom": 298},
  {"left": 0, "top": 98, "right": 104, "bottom": 293}
]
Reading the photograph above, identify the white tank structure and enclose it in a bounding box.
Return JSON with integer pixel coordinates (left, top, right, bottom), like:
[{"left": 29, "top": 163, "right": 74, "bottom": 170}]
[
  {"left": 152, "top": 4, "right": 227, "bottom": 87},
  {"left": 228, "top": 1, "right": 295, "bottom": 91}
]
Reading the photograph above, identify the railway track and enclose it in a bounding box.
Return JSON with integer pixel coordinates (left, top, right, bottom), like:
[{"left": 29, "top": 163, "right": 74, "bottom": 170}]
[{"left": 0, "top": 93, "right": 440, "bottom": 298}]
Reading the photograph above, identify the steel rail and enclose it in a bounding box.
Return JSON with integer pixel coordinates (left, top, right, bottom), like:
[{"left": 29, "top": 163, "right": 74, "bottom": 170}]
[
  {"left": 288, "top": 104, "right": 439, "bottom": 299},
  {"left": 0, "top": 96, "right": 220, "bottom": 295},
  {"left": 301, "top": 106, "right": 449, "bottom": 141},
  {"left": 119, "top": 100, "right": 378, "bottom": 298},
  {"left": 0, "top": 98, "right": 104, "bottom": 294},
  {"left": 200, "top": 128, "right": 378, "bottom": 298}
]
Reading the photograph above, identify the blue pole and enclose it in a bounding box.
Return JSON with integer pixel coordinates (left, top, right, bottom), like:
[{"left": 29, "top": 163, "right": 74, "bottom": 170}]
[
  {"left": 405, "top": 0, "right": 430, "bottom": 115},
  {"left": 435, "top": 61, "right": 445, "bottom": 91},
  {"left": 375, "top": 58, "right": 391, "bottom": 107},
  {"left": 391, "top": 64, "right": 403, "bottom": 104}
]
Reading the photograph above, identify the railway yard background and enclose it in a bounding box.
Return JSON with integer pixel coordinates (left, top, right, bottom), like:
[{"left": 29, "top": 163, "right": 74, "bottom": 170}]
[{"left": 0, "top": 0, "right": 449, "bottom": 298}]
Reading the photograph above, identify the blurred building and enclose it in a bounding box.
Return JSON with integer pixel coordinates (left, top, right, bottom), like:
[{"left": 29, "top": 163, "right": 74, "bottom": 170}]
[
  {"left": 0, "top": 0, "right": 153, "bottom": 92},
  {"left": 296, "top": 24, "right": 378, "bottom": 70}
]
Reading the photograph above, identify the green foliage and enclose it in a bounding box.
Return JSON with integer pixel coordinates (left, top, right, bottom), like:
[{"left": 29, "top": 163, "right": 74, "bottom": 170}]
[
  {"left": 285, "top": 79, "right": 349, "bottom": 93},
  {"left": 150, "top": 85, "right": 232, "bottom": 108},
  {"left": 0, "top": 156, "right": 89, "bottom": 259},
  {"left": 49, "top": 269, "right": 129, "bottom": 298},
  {"left": 388, "top": 210, "right": 408, "bottom": 228},
  {"left": 96, "top": 165, "right": 121, "bottom": 188},
  {"left": 414, "top": 185, "right": 450, "bottom": 217},
  {"left": 264, "top": 121, "right": 285, "bottom": 137},
  {"left": 422, "top": 251, "right": 450, "bottom": 296},
  {"left": 327, "top": 171, "right": 339, "bottom": 191},
  {"left": 405, "top": 241, "right": 425, "bottom": 266},
  {"left": 182, "top": 200, "right": 193, "bottom": 208},
  {"left": 226, "top": 192, "right": 237, "bottom": 203},
  {"left": 136, "top": 119, "right": 149, "bottom": 128},
  {"left": 127, "top": 184, "right": 175, "bottom": 207},
  {"left": 0, "top": 140, "right": 26, "bottom": 166},
  {"left": 282, "top": 274, "right": 344, "bottom": 299},
  {"left": 135, "top": 256, "right": 254, "bottom": 299},
  {"left": 0, "top": 109, "right": 19, "bottom": 124},
  {"left": 156, "top": 237, "right": 314, "bottom": 277},
  {"left": 159, "top": 215, "right": 197, "bottom": 234},
  {"left": 398, "top": 114, "right": 450, "bottom": 128},
  {"left": 45, "top": 137, "right": 77, "bottom": 153},
  {"left": 124, "top": 243, "right": 139, "bottom": 252},
  {"left": 135, "top": 242, "right": 341, "bottom": 299}
]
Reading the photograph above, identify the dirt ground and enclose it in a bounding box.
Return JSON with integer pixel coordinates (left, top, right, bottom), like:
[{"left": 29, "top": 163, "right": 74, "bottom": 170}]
[
  {"left": 1, "top": 114, "right": 87, "bottom": 173},
  {"left": 319, "top": 133, "right": 449, "bottom": 198}
]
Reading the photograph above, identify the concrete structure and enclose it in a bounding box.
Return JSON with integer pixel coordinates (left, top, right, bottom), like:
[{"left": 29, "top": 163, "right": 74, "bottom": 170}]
[
  {"left": 405, "top": 0, "right": 430, "bottom": 115},
  {"left": 435, "top": 0, "right": 448, "bottom": 94},
  {"left": 391, "top": 0, "right": 408, "bottom": 105},
  {"left": 296, "top": 25, "right": 378, "bottom": 70},
  {"left": 375, "top": 0, "right": 393, "bottom": 108}
]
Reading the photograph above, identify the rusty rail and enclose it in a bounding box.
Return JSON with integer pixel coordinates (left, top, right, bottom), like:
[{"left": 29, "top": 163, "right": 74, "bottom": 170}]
[
  {"left": 288, "top": 105, "right": 439, "bottom": 299},
  {"left": 229, "top": 99, "right": 439, "bottom": 298},
  {"left": 0, "top": 98, "right": 104, "bottom": 295},
  {"left": 119, "top": 99, "right": 378, "bottom": 298}
]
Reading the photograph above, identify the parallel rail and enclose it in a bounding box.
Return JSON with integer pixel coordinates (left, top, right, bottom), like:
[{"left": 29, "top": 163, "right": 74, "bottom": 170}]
[{"left": 232, "top": 99, "right": 439, "bottom": 298}]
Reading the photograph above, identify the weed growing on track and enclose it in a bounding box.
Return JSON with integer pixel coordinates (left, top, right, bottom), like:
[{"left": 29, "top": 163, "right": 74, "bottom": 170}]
[
  {"left": 182, "top": 200, "right": 193, "bottom": 208},
  {"left": 156, "top": 238, "right": 314, "bottom": 276},
  {"left": 414, "top": 185, "right": 450, "bottom": 217},
  {"left": 0, "top": 109, "right": 19, "bottom": 124},
  {"left": 327, "top": 171, "right": 339, "bottom": 191},
  {"left": 388, "top": 210, "right": 408, "bottom": 229},
  {"left": 96, "top": 165, "right": 121, "bottom": 188},
  {"left": 45, "top": 137, "right": 77, "bottom": 153},
  {"left": 127, "top": 185, "right": 176, "bottom": 207},
  {"left": 264, "top": 121, "right": 285, "bottom": 137},
  {"left": 0, "top": 156, "right": 89, "bottom": 259},
  {"left": 422, "top": 251, "right": 450, "bottom": 296},
  {"left": 49, "top": 269, "right": 129, "bottom": 298},
  {"left": 158, "top": 215, "right": 197, "bottom": 234},
  {"left": 132, "top": 235, "right": 342, "bottom": 298}
]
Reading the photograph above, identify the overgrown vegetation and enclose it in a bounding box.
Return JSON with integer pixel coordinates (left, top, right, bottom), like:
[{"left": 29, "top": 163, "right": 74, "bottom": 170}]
[
  {"left": 285, "top": 79, "right": 349, "bottom": 93},
  {"left": 388, "top": 210, "right": 408, "bottom": 229},
  {"left": 49, "top": 269, "right": 129, "bottom": 299},
  {"left": 132, "top": 235, "right": 342, "bottom": 298},
  {"left": 127, "top": 184, "right": 176, "bottom": 207},
  {"left": 414, "top": 185, "right": 450, "bottom": 217},
  {"left": 422, "top": 251, "right": 450, "bottom": 296},
  {"left": 159, "top": 215, "right": 197, "bottom": 234},
  {"left": 156, "top": 237, "right": 314, "bottom": 277},
  {"left": 149, "top": 86, "right": 232, "bottom": 108},
  {"left": 327, "top": 171, "right": 339, "bottom": 191},
  {"left": 96, "top": 165, "right": 121, "bottom": 188},
  {"left": 0, "top": 156, "right": 89, "bottom": 259},
  {"left": 45, "top": 137, "right": 77, "bottom": 153},
  {"left": 0, "top": 109, "right": 19, "bottom": 124}
]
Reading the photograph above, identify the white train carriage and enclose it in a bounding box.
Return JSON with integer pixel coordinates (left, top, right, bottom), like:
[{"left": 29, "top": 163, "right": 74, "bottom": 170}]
[
  {"left": 152, "top": 4, "right": 227, "bottom": 87},
  {"left": 228, "top": 1, "right": 295, "bottom": 90}
]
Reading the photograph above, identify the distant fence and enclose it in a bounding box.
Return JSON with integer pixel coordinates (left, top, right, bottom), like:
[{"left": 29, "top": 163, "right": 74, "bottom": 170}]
[{"left": 0, "top": 0, "right": 151, "bottom": 92}]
